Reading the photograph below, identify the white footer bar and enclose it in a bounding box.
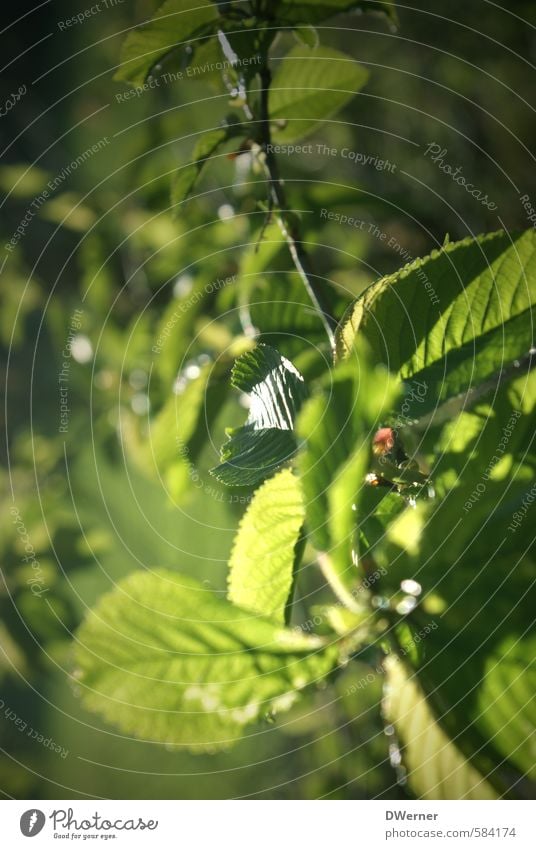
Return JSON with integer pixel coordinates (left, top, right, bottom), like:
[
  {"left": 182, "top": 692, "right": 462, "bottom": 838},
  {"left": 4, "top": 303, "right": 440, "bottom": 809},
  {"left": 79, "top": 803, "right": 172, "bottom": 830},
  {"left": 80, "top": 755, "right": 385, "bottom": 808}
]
[{"left": 1, "top": 800, "right": 532, "bottom": 848}]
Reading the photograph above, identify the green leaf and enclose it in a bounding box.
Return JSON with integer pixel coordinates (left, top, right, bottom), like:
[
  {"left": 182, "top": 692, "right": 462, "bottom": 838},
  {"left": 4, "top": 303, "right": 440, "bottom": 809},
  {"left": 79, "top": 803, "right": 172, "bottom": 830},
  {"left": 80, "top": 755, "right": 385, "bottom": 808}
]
[
  {"left": 477, "top": 634, "right": 536, "bottom": 781},
  {"left": 357, "top": 487, "right": 407, "bottom": 558},
  {"left": 140, "top": 358, "right": 230, "bottom": 503},
  {"left": 227, "top": 344, "right": 308, "bottom": 428},
  {"left": 376, "top": 370, "right": 536, "bottom": 795},
  {"left": 276, "top": 0, "right": 397, "bottom": 26},
  {"left": 149, "top": 365, "right": 212, "bottom": 470},
  {"left": 237, "top": 221, "right": 332, "bottom": 366},
  {"left": 212, "top": 428, "right": 298, "bottom": 487},
  {"left": 172, "top": 123, "right": 245, "bottom": 207},
  {"left": 152, "top": 271, "right": 226, "bottom": 387},
  {"left": 270, "top": 46, "right": 369, "bottom": 143},
  {"left": 292, "top": 25, "right": 320, "bottom": 49},
  {"left": 211, "top": 345, "right": 308, "bottom": 486},
  {"left": 179, "top": 35, "right": 228, "bottom": 88},
  {"left": 385, "top": 657, "right": 497, "bottom": 799},
  {"left": 115, "top": 0, "right": 220, "bottom": 86},
  {"left": 411, "top": 368, "right": 536, "bottom": 569},
  {"left": 237, "top": 224, "right": 347, "bottom": 373},
  {"left": 75, "top": 570, "right": 339, "bottom": 750},
  {"left": 249, "top": 276, "right": 333, "bottom": 373},
  {"left": 404, "top": 562, "right": 536, "bottom": 796},
  {"left": 228, "top": 468, "right": 305, "bottom": 623},
  {"left": 336, "top": 229, "right": 536, "bottom": 420},
  {"left": 296, "top": 349, "right": 400, "bottom": 605}
]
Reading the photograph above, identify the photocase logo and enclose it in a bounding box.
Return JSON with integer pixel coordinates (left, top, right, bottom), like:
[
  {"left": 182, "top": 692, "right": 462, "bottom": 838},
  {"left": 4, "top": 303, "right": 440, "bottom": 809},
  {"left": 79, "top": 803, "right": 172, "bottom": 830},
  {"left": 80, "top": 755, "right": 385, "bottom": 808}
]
[{"left": 20, "top": 810, "right": 46, "bottom": 837}]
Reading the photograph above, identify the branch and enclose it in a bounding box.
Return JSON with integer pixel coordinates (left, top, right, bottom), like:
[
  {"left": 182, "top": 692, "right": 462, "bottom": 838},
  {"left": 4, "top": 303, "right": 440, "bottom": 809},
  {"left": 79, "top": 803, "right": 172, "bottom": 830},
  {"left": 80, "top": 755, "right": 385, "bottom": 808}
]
[
  {"left": 411, "top": 346, "right": 536, "bottom": 432},
  {"left": 317, "top": 552, "right": 361, "bottom": 613},
  {"left": 259, "top": 66, "right": 337, "bottom": 352}
]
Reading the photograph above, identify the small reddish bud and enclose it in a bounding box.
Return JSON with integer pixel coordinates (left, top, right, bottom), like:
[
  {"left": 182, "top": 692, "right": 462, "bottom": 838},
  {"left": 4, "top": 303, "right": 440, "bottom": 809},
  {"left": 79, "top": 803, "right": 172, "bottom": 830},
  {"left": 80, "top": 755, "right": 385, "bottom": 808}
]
[{"left": 372, "top": 427, "right": 395, "bottom": 456}]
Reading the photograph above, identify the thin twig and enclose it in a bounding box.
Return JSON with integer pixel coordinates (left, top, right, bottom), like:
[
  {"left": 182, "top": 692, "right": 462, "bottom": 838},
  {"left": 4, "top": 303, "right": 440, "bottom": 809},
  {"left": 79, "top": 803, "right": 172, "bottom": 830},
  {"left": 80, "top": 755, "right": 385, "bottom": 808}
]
[
  {"left": 411, "top": 347, "right": 536, "bottom": 431},
  {"left": 259, "top": 65, "right": 337, "bottom": 352}
]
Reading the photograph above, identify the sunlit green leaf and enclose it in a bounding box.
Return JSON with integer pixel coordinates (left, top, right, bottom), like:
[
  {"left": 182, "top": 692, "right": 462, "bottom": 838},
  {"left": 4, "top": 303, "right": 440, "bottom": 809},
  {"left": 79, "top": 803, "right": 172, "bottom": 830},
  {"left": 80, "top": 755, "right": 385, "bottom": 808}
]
[
  {"left": 292, "top": 24, "right": 320, "bottom": 49},
  {"left": 385, "top": 657, "right": 497, "bottom": 799},
  {"left": 76, "top": 570, "right": 339, "bottom": 750},
  {"left": 376, "top": 370, "right": 536, "bottom": 795},
  {"left": 336, "top": 229, "right": 536, "bottom": 420},
  {"left": 228, "top": 468, "right": 305, "bottom": 622},
  {"left": 296, "top": 348, "right": 399, "bottom": 604},
  {"left": 477, "top": 634, "right": 536, "bottom": 781}
]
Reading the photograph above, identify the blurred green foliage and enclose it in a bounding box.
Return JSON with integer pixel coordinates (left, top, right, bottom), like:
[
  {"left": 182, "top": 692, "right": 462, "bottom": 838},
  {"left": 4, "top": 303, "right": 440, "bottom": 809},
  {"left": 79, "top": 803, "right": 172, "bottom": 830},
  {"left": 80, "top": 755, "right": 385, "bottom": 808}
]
[{"left": 1, "top": 0, "right": 535, "bottom": 799}]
